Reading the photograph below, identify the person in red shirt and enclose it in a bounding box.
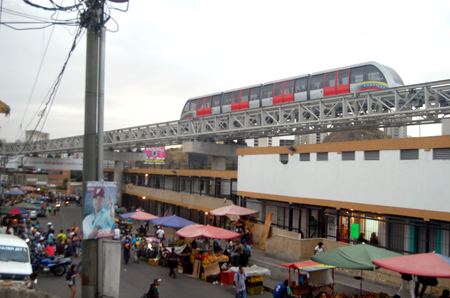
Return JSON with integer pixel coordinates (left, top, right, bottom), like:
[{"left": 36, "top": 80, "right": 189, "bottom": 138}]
[{"left": 45, "top": 242, "right": 55, "bottom": 257}]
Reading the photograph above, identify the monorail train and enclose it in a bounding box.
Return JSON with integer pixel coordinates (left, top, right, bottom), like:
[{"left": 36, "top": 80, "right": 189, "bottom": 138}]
[{"left": 180, "top": 62, "right": 405, "bottom": 120}]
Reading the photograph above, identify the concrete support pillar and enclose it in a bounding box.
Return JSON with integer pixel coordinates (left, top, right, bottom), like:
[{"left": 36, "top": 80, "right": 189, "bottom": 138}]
[
  {"left": 442, "top": 118, "right": 450, "bottom": 135},
  {"left": 211, "top": 156, "right": 226, "bottom": 170},
  {"left": 114, "top": 160, "right": 124, "bottom": 206}
]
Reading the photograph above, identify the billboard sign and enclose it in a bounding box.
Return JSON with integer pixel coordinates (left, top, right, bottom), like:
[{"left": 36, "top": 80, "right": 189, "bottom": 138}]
[
  {"left": 145, "top": 146, "right": 166, "bottom": 164},
  {"left": 82, "top": 181, "right": 117, "bottom": 239}
]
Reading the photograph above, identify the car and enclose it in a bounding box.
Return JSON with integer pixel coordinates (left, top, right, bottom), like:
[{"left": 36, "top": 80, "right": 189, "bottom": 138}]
[
  {"left": 0, "top": 234, "right": 33, "bottom": 287},
  {"left": 29, "top": 200, "right": 46, "bottom": 217},
  {"left": 29, "top": 210, "right": 38, "bottom": 220}
]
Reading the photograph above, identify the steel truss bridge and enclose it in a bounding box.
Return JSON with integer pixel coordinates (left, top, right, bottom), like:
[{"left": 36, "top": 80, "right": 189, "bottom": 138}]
[{"left": 3, "top": 79, "right": 450, "bottom": 155}]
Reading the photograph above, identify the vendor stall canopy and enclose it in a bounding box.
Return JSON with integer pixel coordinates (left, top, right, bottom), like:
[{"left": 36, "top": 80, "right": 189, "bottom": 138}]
[
  {"left": 209, "top": 205, "right": 259, "bottom": 216},
  {"left": 281, "top": 260, "right": 335, "bottom": 272},
  {"left": 130, "top": 211, "right": 158, "bottom": 221},
  {"left": 176, "top": 224, "right": 241, "bottom": 239},
  {"left": 310, "top": 244, "right": 401, "bottom": 270},
  {"left": 373, "top": 252, "right": 450, "bottom": 278},
  {"left": 150, "top": 215, "right": 196, "bottom": 229}
]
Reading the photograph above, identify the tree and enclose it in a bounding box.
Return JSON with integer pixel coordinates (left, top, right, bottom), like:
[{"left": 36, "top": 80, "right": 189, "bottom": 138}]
[{"left": 323, "top": 129, "right": 390, "bottom": 143}]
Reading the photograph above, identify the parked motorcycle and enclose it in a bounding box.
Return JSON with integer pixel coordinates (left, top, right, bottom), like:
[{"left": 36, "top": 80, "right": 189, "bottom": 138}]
[
  {"left": 65, "top": 200, "right": 69, "bottom": 206},
  {"left": 31, "top": 253, "right": 72, "bottom": 276}
]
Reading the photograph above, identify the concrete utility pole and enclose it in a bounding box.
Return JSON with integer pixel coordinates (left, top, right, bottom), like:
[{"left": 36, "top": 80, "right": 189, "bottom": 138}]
[{"left": 81, "top": 0, "right": 106, "bottom": 297}]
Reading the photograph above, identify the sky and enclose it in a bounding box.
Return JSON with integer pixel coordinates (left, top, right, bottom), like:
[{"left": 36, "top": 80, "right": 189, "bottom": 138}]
[{"left": 0, "top": 0, "right": 449, "bottom": 143}]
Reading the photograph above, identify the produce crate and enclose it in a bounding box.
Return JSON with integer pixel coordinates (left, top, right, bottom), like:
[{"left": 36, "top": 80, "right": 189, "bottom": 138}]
[
  {"left": 249, "top": 275, "right": 263, "bottom": 283},
  {"left": 201, "top": 273, "right": 206, "bottom": 281},
  {"left": 247, "top": 281, "right": 263, "bottom": 288},
  {"left": 221, "top": 271, "right": 235, "bottom": 286},
  {"left": 148, "top": 258, "right": 159, "bottom": 266},
  {"left": 247, "top": 286, "right": 264, "bottom": 295}
]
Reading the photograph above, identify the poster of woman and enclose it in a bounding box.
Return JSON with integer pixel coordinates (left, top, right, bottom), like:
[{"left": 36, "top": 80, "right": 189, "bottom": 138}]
[{"left": 82, "top": 181, "right": 117, "bottom": 239}]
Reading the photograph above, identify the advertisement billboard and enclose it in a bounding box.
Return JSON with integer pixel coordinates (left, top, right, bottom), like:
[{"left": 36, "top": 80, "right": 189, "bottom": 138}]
[
  {"left": 144, "top": 146, "right": 166, "bottom": 164},
  {"left": 82, "top": 181, "right": 117, "bottom": 239}
]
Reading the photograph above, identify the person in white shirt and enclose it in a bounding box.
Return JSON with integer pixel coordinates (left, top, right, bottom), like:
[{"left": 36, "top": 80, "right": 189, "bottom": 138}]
[
  {"left": 156, "top": 226, "right": 165, "bottom": 240},
  {"left": 314, "top": 242, "right": 324, "bottom": 255}
]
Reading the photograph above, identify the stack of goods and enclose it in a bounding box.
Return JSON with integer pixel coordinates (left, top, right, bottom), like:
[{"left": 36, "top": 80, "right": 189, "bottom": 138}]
[{"left": 246, "top": 275, "right": 263, "bottom": 295}]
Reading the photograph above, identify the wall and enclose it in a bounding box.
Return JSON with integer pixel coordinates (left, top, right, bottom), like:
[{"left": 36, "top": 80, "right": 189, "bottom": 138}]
[
  {"left": 0, "top": 286, "right": 59, "bottom": 298},
  {"left": 238, "top": 137, "right": 450, "bottom": 221}
]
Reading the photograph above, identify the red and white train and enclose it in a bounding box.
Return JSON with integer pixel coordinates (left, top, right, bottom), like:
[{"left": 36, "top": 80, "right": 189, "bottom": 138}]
[{"left": 180, "top": 61, "right": 404, "bottom": 120}]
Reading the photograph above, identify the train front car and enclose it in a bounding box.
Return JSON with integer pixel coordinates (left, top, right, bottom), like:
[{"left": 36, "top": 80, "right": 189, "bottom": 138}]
[{"left": 180, "top": 92, "right": 223, "bottom": 120}]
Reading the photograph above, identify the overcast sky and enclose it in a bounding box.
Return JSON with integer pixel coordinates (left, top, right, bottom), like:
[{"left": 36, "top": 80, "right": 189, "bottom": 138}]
[{"left": 0, "top": 0, "right": 449, "bottom": 143}]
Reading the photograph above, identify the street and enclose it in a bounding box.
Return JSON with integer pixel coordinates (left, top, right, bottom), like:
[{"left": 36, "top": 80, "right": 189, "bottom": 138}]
[{"left": 34, "top": 203, "right": 272, "bottom": 298}]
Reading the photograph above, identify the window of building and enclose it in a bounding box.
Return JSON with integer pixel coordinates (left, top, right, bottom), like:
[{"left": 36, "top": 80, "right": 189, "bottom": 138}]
[
  {"left": 342, "top": 151, "right": 355, "bottom": 161},
  {"left": 433, "top": 148, "right": 450, "bottom": 160},
  {"left": 279, "top": 154, "right": 289, "bottom": 165},
  {"left": 317, "top": 152, "right": 328, "bottom": 161},
  {"left": 364, "top": 151, "right": 380, "bottom": 160},
  {"left": 400, "top": 149, "right": 419, "bottom": 160},
  {"left": 300, "top": 153, "right": 310, "bottom": 161}
]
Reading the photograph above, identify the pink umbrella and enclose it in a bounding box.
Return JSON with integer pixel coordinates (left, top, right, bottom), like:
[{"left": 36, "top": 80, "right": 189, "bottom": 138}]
[
  {"left": 176, "top": 224, "right": 241, "bottom": 239},
  {"left": 130, "top": 211, "right": 159, "bottom": 221},
  {"left": 210, "top": 205, "right": 259, "bottom": 216},
  {"left": 21, "top": 186, "right": 37, "bottom": 192}
]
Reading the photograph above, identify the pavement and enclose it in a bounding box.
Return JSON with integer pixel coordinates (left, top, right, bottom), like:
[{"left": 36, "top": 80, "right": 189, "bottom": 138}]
[{"left": 26, "top": 204, "right": 432, "bottom": 298}]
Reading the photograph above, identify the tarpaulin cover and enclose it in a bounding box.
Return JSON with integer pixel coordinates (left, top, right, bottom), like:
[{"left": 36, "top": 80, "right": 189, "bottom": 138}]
[
  {"left": 15, "top": 203, "right": 39, "bottom": 210},
  {"left": 176, "top": 224, "right": 241, "bottom": 239},
  {"left": 209, "top": 205, "right": 259, "bottom": 216},
  {"left": 6, "top": 188, "right": 25, "bottom": 195},
  {"left": 373, "top": 252, "right": 450, "bottom": 278},
  {"left": 130, "top": 211, "right": 159, "bottom": 221},
  {"left": 228, "top": 265, "right": 271, "bottom": 277},
  {"left": 281, "top": 260, "right": 336, "bottom": 272},
  {"left": 310, "top": 244, "right": 401, "bottom": 270},
  {"left": 150, "top": 215, "right": 196, "bottom": 229}
]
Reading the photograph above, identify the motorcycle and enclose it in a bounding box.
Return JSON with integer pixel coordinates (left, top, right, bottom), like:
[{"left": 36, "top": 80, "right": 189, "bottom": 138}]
[
  {"left": 65, "top": 200, "right": 69, "bottom": 206},
  {"left": 31, "top": 253, "right": 72, "bottom": 276}
]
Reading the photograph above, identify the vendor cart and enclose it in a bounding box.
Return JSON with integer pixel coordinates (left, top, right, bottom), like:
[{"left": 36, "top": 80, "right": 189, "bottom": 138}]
[{"left": 280, "top": 260, "right": 335, "bottom": 298}]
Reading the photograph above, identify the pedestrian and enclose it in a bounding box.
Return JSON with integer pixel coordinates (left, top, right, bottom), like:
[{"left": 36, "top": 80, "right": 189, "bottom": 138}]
[
  {"left": 234, "top": 266, "right": 247, "bottom": 298},
  {"left": 66, "top": 263, "right": 81, "bottom": 298},
  {"left": 46, "top": 204, "right": 51, "bottom": 219},
  {"left": 314, "top": 242, "right": 324, "bottom": 255},
  {"left": 45, "top": 242, "right": 55, "bottom": 257},
  {"left": 146, "top": 278, "right": 161, "bottom": 298},
  {"left": 397, "top": 273, "right": 414, "bottom": 298},
  {"left": 166, "top": 247, "right": 181, "bottom": 279},
  {"left": 357, "top": 233, "right": 369, "bottom": 244},
  {"left": 56, "top": 229, "right": 66, "bottom": 243},
  {"left": 241, "top": 242, "right": 251, "bottom": 267},
  {"left": 273, "top": 280, "right": 290, "bottom": 298},
  {"left": 122, "top": 236, "right": 132, "bottom": 265},
  {"left": 439, "top": 289, "right": 449, "bottom": 298},
  {"left": 156, "top": 226, "right": 165, "bottom": 241},
  {"left": 52, "top": 203, "right": 57, "bottom": 215},
  {"left": 132, "top": 234, "right": 141, "bottom": 263},
  {"left": 27, "top": 272, "right": 38, "bottom": 290},
  {"left": 369, "top": 232, "right": 379, "bottom": 245}
]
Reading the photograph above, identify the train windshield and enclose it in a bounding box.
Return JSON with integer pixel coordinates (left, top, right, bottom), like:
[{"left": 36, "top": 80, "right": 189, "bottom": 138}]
[{"left": 385, "top": 66, "right": 404, "bottom": 85}]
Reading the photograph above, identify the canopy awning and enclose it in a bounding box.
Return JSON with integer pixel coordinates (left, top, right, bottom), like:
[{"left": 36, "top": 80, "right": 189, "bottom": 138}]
[
  {"left": 130, "top": 211, "right": 158, "bottom": 221},
  {"left": 281, "top": 260, "right": 335, "bottom": 272},
  {"left": 210, "top": 205, "right": 259, "bottom": 216},
  {"left": 150, "top": 215, "right": 196, "bottom": 229},
  {"left": 176, "top": 224, "right": 241, "bottom": 239}
]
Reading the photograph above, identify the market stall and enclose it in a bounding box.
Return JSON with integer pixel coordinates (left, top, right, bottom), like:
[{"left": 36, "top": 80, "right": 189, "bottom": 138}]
[{"left": 281, "top": 260, "right": 335, "bottom": 298}]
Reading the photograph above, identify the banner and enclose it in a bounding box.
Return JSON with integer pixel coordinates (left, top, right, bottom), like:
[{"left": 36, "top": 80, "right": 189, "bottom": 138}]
[
  {"left": 144, "top": 146, "right": 166, "bottom": 164},
  {"left": 82, "top": 181, "right": 117, "bottom": 239}
]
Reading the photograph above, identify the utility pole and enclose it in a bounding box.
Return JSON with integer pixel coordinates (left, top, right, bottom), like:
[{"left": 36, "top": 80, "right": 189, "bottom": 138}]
[{"left": 81, "top": 0, "right": 106, "bottom": 297}]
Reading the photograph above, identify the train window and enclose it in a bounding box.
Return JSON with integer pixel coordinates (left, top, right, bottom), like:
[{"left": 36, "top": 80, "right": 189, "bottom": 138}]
[
  {"left": 241, "top": 89, "right": 249, "bottom": 102},
  {"left": 205, "top": 96, "right": 212, "bottom": 108},
  {"left": 295, "top": 77, "right": 308, "bottom": 93},
  {"left": 284, "top": 80, "right": 294, "bottom": 94},
  {"left": 197, "top": 98, "right": 204, "bottom": 109},
  {"left": 366, "top": 65, "right": 387, "bottom": 83},
  {"left": 212, "top": 95, "right": 221, "bottom": 107},
  {"left": 325, "top": 73, "right": 336, "bottom": 87},
  {"left": 222, "top": 92, "right": 232, "bottom": 105},
  {"left": 338, "top": 70, "right": 349, "bottom": 85},
  {"left": 350, "top": 66, "right": 365, "bottom": 83},
  {"left": 188, "top": 100, "right": 197, "bottom": 110},
  {"left": 232, "top": 91, "right": 240, "bottom": 104},
  {"left": 310, "top": 75, "right": 324, "bottom": 90},
  {"left": 249, "top": 87, "right": 261, "bottom": 101},
  {"left": 182, "top": 102, "right": 190, "bottom": 113},
  {"left": 262, "top": 84, "right": 273, "bottom": 98},
  {"left": 274, "top": 82, "right": 283, "bottom": 96}
]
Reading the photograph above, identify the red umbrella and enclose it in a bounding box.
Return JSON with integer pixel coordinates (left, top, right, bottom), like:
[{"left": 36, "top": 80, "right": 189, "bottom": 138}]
[
  {"left": 209, "top": 205, "right": 259, "bottom": 216},
  {"left": 373, "top": 252, "right": 450, "bottom": 278},
  {"left": 9, "top": 207, "right": 30, "bottom": 215},
  {"left": 176, "top": 224, "right": 241, "bottom": 239},
  {"left": 21, "top": 186, "right": 37, "bottom": 192},
  {"left": 130, "top": 211, "right": 159, "bottom": 221}
]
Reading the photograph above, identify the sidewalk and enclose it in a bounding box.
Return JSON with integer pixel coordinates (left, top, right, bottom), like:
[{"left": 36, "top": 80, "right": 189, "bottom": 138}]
[{"left": 249, "top": 245, "right": 420, "bottom": 297}]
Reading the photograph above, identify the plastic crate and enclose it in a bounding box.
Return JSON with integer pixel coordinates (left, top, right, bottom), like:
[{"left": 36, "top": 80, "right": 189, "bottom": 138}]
[
  {"left": 221, "top": 271, "right": 236, "bottom": 286},
  {"left": 247, "top": 281, "right": 263, "bottom": 288},
  {"left": 249, "top": 275, "right": 263, "bottom": 283},
  {"left": 201, "top": 273, "right": 206, "bottom": 281},
  {"left": 148, "top": 258, "right": 159, "bottom": 266},
  {"left": 247, "top": 286, "right": 264, "bottom": 295}
]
